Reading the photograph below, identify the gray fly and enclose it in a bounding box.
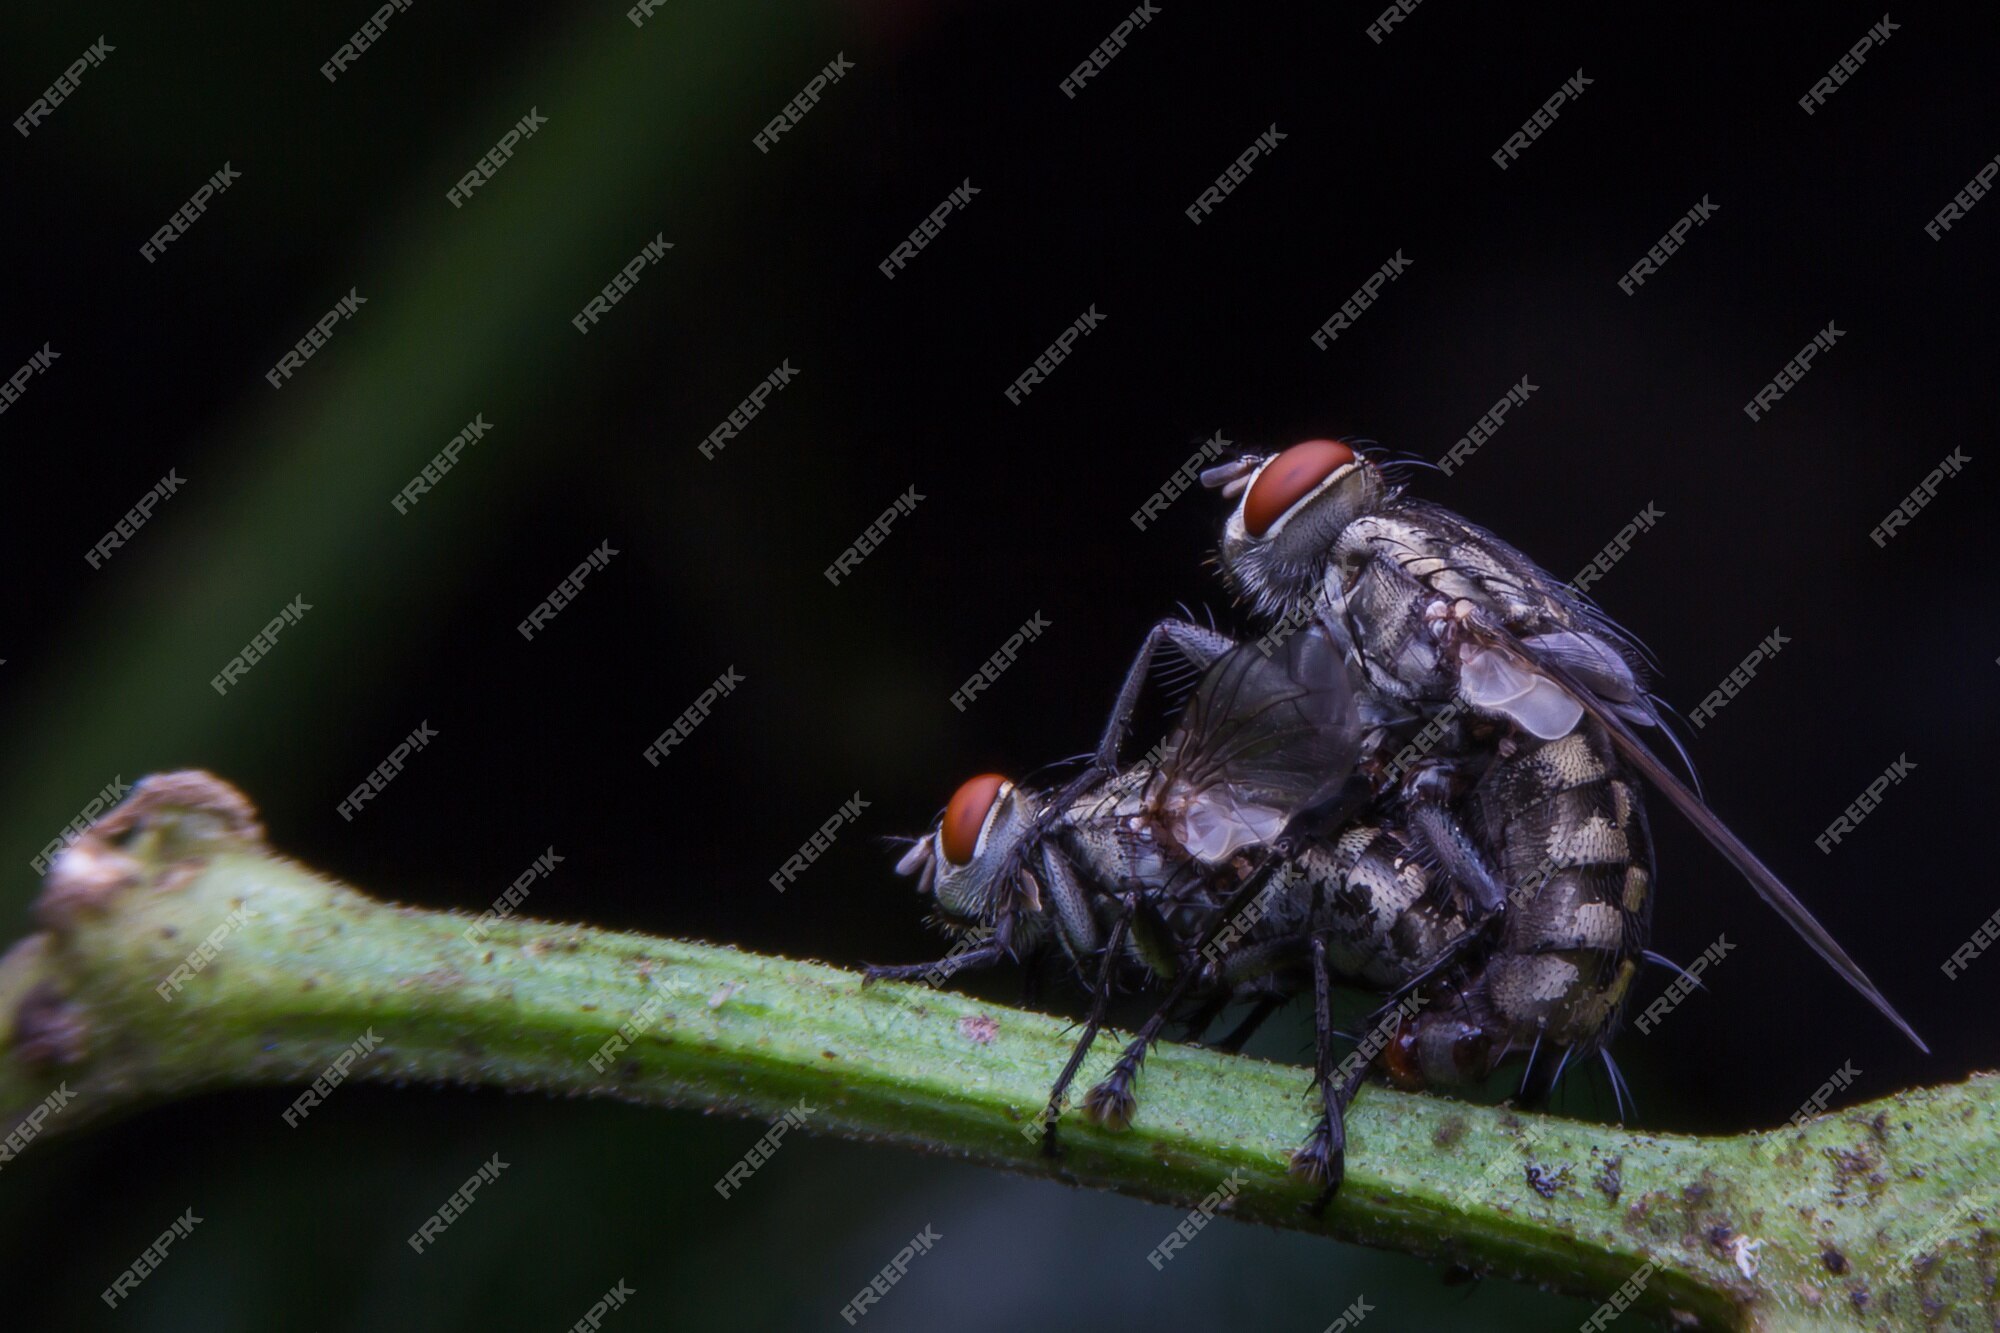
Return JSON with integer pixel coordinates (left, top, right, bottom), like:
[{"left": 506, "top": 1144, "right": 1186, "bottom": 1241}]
[
  {"left": 1202, "top": 438, "right": 1926, "bottom": 1060},
  {"left": 871, "top": 621, "right": 1370, "bottom": 1149}
]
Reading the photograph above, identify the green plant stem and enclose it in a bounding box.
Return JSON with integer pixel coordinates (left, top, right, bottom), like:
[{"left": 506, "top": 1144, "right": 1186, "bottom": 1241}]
[{"left": 0, "top": 774, "right": 1991, "bottom": 1331}]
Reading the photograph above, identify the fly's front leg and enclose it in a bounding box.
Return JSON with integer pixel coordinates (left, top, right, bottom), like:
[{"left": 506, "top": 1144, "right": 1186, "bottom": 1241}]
[
  {"left": 1089, "top": 618, "right": 1238, "bottom": 771},
  {"left": 1039, "top": 895, "right": 1134, "bottom": 1157},
  {"left": 862, "top": 938, "right": 1007, "bottom": 985}
]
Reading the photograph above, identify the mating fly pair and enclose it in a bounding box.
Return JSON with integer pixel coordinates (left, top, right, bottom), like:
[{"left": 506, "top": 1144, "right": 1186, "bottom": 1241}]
[{"left": 876, "top": 437, "right": 1927, "bottom": 1199}]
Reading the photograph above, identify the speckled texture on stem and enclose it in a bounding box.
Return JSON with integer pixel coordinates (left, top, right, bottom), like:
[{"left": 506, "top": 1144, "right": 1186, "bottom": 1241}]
[{"left": 1, "top": 772, "right": 1992, "bottom": 1330}]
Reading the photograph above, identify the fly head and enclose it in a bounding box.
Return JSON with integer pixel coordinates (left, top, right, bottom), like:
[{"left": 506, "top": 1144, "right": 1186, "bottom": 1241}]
[
  {"left": 898, "top": 773, "right": 1045, "bottom": 935},
  {"left": 1204, "top": 439, "right": 1391, "bottom": 620}
]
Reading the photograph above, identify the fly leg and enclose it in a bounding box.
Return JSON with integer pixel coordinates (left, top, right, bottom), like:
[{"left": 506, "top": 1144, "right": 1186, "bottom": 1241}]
[
  {"left": 1290, "top": 937, "right": 1382, "bottom": 1212},
  {"left": 1034, "top": 619, "right": 1240, "bottom": 832},
  {"left": 1208, "top": 935, "right": 1308, "bottom": 991},
  {"left": 1290, "top": 936, "right": 1348, "bottom": 1189},
  {"left": 1401, "top": 760, "right": 1510, "bottom": 921},
  {"left": 1176, "top": 990, "right": 1233, "bottom": 1043},
  {"left": 1381, "top": 761, "right": 1513, "bottom": 1001},
  {"left": 1038, "top": 896, "right": 1135, "bottom": 1157},
  {"left": 1081, "top": 854, "right": 1283, "bottom": 1130},
  {"left": 1088, "top": 618, "right": 1239, "bottom": 770},
  {"left": 1007, "top": 620, "right": 1238, "bottom": 907},
  {"left": 1079, "top": 992, "right": 1172, "bottom": 1131},
  {"left": 861, "top": 937, "right": 1007, "bottom": 985},
  {"left": 1185, "top": 939, "right": 1305, "bottom": 1049}
]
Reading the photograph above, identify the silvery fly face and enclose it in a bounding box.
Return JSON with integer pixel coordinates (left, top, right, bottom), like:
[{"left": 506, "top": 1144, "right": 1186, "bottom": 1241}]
[
  {"left": 895, "top": 773, "right": 1042, "bottom": 930},
  {"left": 1204, "top": 440, "right": 1387, "bottom": 621}
]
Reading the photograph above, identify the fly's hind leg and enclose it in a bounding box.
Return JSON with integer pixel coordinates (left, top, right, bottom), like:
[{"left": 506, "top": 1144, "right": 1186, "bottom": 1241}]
[
  {"left": 1089, "top": 618, "right": 1238, "bottom": 771},
  {"left": 1178, "top": 933, "right": 1296, "bottom": 1046},
  {"left": 1177, "top": 989, "right": 1233, "bottom": 1043},
  {"left": 1401, "top": 760, "right": 1510, "bottom": 920}
]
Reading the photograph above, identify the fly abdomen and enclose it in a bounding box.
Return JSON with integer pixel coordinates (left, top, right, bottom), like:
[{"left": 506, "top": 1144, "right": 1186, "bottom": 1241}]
[
  {"left": 1261, "top": 823, "right": 1475, "bottom": 992},
  {"left": 1478, "top": 727, "right": 1652, "bottom": 1054}
]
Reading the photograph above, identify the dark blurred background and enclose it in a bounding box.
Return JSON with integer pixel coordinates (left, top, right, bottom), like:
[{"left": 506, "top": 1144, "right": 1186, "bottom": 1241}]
[{"left": 3, "top": 1, "right": 1996, "bottom": 1328}]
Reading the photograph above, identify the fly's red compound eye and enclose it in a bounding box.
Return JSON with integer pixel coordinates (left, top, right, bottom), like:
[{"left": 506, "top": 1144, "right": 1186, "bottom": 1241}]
[
  {"left": 1243, "top": 439, "right": 1355, "bottom": 537},
  {"left": 940, "top": 773, "right": 1007, "bottom": 865}
]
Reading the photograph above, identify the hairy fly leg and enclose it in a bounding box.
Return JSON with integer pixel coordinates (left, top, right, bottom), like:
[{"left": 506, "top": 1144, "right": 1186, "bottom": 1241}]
[
  {"left": 1290, "top": 937, "right": 1380, "bottom": 1211},
  {"left": 1078, "top": 1009, "right": 1160, "bottom": 1131},
  {"left": 981, "top": 619, "right": 1238, "bottom": 939},
  {"left": 1080, "top": 854, "right": 1283, "bottom": 1130},
  {"left": 1400, "top": 761, "right": 1509, "bottom": 920},
  {"left": 1175, "top": 988, "right": 1234, "bottom": 1043},
  {"left": 1178, "top": 989, "right": 1285, "bottom": 1051},
  {"left": 1174, "top": 928, "right": 1309, "bottom": 1051},
  {"left": 1029, "top": 620, "right": 1239, "bottom": 842},
  {"left": 1290, "top": 937, "right": 1344, "bottom": 1186},
  {"left": 861, "top": 936, "right": 1007, "bottom": 985},
  {"left": 1039, "top": 895, "right": 1135, "bottom": 1156},
  {"left": 1089, "top": 618, "right": 1239, "bottom": 771}
]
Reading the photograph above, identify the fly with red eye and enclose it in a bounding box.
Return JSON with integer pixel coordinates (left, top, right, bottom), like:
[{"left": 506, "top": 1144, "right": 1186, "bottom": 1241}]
[
  {"left": 868, "top": 619, "right": 1379, "bottom": 1161},
  {"left": 875, "top": 429, "right": 1928, "bottom": 1213},
  {"left": 1206, "top": 439, "right": 1928, "bottom": 1065},
  {"left": 1192, "top": 435, "right": 1919, "bottom": 1203}
]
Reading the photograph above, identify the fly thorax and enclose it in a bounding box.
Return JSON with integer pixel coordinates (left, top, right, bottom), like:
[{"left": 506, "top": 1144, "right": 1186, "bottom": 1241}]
[
  {"left": 1338, "top": 529, "right": 1450, "bottom": 699},
  {"left": 1058, "top": 815, "right": 1149, "bottom": 894}
]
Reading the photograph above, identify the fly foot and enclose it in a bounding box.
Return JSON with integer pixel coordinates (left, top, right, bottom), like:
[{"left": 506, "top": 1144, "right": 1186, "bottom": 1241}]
[
  {"left": 1081, "top": 1055, "right": 1142, "bottom": 1131},
  {"left": 1289, "top": 1113, "right": 1347, "bottom": 1213}
]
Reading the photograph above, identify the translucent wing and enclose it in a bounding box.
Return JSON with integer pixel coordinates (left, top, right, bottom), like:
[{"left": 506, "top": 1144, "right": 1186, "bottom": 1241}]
[
  {"left": 1148, "top": 623, "right": 1363, "bottom": 864},
  {"left": 1476, "top": 626, "right": 1929, "bottom": 1054}
]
